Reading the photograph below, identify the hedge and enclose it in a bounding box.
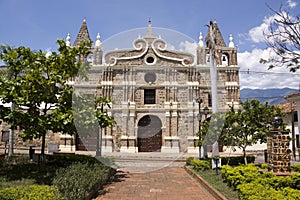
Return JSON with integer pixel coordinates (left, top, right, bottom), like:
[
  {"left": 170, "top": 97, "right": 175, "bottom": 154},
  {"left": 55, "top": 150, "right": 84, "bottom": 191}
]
[
  {"left": 186, "top": 156, "right": 255, "bottom": 168},
  {"left": 0, "top": 185, "right": 62, "bottom": 200},
  {"left": 52, "top": 162, "right": 112, "bottom": 200},
  {"left": 291, "top": 164, "right": 300, "bottom": 173},
  {"left": 221, "top": 164, "right": 300, "bottom": 199},
  {"left": 190, "top": 159, "right": 211, "bottom": 171}
]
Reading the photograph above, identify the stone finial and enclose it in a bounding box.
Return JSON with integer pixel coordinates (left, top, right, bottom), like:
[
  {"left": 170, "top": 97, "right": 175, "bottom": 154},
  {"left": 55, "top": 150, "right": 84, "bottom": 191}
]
[
  {"left": 198, "top": 32, "right": 204, "bottom": 47},
  {"left": 228, "top": 34, "right": 234, "bottom": 48},
  {"left": 73, "top": 19, "right": 91, "bottom": 46},
  {"left": 95, "top": 33, "right": 102, "bottom": 47},
  {"left": 66, "top": 33, "right": 71, "bottom": 47}
]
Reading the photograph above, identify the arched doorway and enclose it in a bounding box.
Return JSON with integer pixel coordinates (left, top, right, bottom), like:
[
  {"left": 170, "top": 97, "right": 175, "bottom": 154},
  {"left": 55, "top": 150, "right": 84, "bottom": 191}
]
[{"left": 138, "top": 115, "right": 162, "bottom": 152}]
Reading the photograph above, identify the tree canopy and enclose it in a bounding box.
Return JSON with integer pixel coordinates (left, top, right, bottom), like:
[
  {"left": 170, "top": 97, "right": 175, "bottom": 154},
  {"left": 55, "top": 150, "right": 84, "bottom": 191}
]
[
  {"left": 0, "top": 40, "right": 114, "bottom": 155},
  {"left": 261, "top": 5, "right": 300, "bottom": 72},
  {"left": 222, "top": 99, "right": 285, "bottom": 164}
]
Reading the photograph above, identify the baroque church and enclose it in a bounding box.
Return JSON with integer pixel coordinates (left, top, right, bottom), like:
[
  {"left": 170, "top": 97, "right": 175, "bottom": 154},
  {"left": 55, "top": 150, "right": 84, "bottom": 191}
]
[{"left": 65, "top": 19, "right": 240, "bottom": 153}]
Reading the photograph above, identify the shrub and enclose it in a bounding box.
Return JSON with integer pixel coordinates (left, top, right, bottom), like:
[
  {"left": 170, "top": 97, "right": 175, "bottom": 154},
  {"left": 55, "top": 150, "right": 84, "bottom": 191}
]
[
  {"left": 221, "top": 164, "right": 260, "bottom": 188},
  {"left": 221, "top": 156, "right": 255, "bottom": 166},
  {"left": 0, "top": 185, "right": 61, "bottom": 200},
  {"left": 260, "top": 163, "right": 268, "bottom": 169},
  {"left": 191, "top": 159, "right": 211, "bottom": 171},
  {"left": 237, "top": 183, "right": 300, "bottom": 200},
  {"left": 282, "top": 187, "right": 300, "bottom": 200},
  {"left": 45, "top": 154, "right": 99, "bottom": 167},
  {"left": 222, "top": 164, "right": 300, "bottom": 199},
  {"left": 185, "top": 157, "right": 195, "bottom": 166},
  {"left": 286, "top": 173, "right": 300, "bottom": 190},
  {"left": 237, "top": 182, "right": 285, "bottom": 200},
  {"left": 53, "top": 162, "right": 112, "bottom": 200},
  {"left": 291, "top": 164, "right": 300, "bottom": 173}
]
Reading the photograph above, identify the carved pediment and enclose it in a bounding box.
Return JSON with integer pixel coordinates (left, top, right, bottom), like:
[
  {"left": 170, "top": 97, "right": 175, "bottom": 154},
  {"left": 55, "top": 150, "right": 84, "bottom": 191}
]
[{"left": 104, "top": 35, "right": 194, "bottom": 66}]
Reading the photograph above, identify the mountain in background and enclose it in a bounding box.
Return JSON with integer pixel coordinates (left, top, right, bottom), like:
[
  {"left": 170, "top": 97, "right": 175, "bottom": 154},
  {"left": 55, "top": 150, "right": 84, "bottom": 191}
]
[{"left": 240, "top": 88, "right": 299, "bottom": 105}]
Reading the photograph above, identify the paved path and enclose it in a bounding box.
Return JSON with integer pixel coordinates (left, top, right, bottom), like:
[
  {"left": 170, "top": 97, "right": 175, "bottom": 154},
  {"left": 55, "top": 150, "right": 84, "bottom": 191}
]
[{"left": 96, "top": 167, "right": 215, "bottom": 200}]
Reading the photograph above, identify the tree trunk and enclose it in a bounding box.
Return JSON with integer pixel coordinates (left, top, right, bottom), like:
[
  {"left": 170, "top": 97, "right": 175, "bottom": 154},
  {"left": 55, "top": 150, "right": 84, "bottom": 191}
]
[
  {"left": 41, "top": 132, "right": 46, "bottom": 156},
  {"left": 243, "top": 147, "right": 247, "bottom": 165}
]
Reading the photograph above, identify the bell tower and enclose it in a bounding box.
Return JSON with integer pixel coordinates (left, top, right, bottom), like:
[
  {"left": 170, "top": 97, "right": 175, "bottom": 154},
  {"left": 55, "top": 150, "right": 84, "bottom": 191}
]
[{"left": 197, "top": 21, "right": 240, "bottom": 109}]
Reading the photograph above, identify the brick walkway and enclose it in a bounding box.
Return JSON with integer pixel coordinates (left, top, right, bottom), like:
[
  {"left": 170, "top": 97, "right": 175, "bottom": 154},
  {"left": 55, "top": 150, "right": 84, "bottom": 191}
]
[{"left": 96, "top": 167, "right": 215, "bottom": 200}]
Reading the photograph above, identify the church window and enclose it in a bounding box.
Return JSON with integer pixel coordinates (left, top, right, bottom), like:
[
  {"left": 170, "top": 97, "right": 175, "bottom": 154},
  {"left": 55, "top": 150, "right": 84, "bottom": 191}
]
[
  {"left": 87, "top": 53, "right": 94, "bottom": 63},
  {"left": 145, "top": 55, "right": 156, "bottom": 65},
  {"left": 208, "top": 93, "right": 212, "bottom": 107},
  {"left": 145, "top": 73, "right": 156, "bottom": 83},
  {"left": 144, "top": 89, "right": 156, "bottom": 104},
  {"left": 221, "top": 54, "right": 229, "bottom": 66},
  {"left": 146, "top": 56, "right": 154, "bottom": 63}
]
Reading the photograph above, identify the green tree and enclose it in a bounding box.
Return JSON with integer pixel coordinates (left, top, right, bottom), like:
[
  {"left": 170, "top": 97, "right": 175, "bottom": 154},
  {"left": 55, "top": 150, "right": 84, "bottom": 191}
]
[
  {"left": 260, "top": 5, "right": 300, "bottom": 72},
  {"left": 222, "top": 99, "right": 285, "bottom": 164},
  {"left": 0, "top": 40, "right": 114, "bottom": 156},
  {"left": 197, "top": 113, "right": 225, "bottom": 158}
]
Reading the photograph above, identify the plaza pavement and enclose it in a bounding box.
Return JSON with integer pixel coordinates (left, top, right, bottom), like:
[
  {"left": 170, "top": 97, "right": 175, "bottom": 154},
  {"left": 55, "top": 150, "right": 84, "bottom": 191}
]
[{"left": 96, "top": 167, "right": 216, "bottom": 200}]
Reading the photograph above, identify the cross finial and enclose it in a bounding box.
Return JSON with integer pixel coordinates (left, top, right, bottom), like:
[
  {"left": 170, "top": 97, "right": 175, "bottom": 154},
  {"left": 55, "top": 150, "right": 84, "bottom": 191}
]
[{"left": 147, "top": 19, "right": 152, "bottom": 36}]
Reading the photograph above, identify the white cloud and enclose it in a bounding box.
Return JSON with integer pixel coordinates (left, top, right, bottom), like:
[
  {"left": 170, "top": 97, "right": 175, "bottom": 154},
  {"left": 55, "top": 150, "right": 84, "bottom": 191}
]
[
  {"left": 238, "top": 48, "right": 300, "bottom": 89},
  {"left": 287, "top": 0, "right": 297, "bottom": 8},
  {"left": 248, "top": 15, "right": 275, "bottom": 43},
  {"left": 179, "top": 41, "right": 197, "bottom": 56},
  {"left": 166, "top": 43, "right": 176, "bottom": 50}
]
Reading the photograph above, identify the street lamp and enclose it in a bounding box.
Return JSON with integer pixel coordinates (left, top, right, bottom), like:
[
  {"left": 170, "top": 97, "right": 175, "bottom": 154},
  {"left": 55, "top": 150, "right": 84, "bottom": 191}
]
[
  {"left": 96, "top": 104, "right": 103, "bottom": 157},
  {"left": 199, "top": 106, "right": 209, "bottom": 159},
  {"left": 196, "top": 99, "right": 203, "bottom": 160},
  {"left": 197, "top": 99, "right": 211, "bottom": 160}
]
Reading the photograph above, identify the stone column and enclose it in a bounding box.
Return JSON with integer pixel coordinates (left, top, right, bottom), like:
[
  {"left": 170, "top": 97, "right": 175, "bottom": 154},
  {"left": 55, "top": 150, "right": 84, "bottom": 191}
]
[{"left": 267, "top": 130, "right": 291, "bottom": 173}]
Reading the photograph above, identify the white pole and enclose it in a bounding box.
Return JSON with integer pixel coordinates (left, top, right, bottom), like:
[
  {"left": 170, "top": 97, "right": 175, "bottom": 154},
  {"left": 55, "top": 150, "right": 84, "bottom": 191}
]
[
  {"left": 210, "top": 50, "right": 220, "bottom": 158},
  {"left": 210, "top": 50, "right": 218, "bottom": 114}
]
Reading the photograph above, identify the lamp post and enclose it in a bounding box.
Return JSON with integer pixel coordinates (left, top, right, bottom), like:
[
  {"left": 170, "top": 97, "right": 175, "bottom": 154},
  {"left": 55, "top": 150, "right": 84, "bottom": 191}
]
[
  {"left": 196, "top": 99, "right": 202, "bottom": 160},
  {"left": 197, "top": 99, "right": 210, "bottom": 160},
  {"left": 96, "top": 104, "right": 103, "bottom": 157},
  {"left": 202, "top": 106, "right": 209, "bottom": 159}
]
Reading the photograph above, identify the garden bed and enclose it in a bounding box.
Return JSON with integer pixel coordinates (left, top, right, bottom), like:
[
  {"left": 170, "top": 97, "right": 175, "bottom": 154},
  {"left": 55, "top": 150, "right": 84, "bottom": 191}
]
[{"left": 0, "top": 154, "right": 115, "bottom": 200}]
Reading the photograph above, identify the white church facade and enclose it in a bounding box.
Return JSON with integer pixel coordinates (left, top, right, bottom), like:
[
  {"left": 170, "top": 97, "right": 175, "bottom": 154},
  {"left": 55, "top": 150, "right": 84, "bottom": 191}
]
[{"left": 65, "top": 20, "right": 240, "bottom": 153}]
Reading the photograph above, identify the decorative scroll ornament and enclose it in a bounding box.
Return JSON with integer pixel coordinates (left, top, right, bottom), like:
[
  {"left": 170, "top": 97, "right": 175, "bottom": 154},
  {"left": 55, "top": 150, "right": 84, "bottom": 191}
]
[
  {"left": 105, "top": 38, "right": 148, "bottom": 66},
  {"left": 151, "top": 38, "right": 194, "bottom": 66},
  {"left": 104, "top": 34, "right": 194, "bottom": 66}
]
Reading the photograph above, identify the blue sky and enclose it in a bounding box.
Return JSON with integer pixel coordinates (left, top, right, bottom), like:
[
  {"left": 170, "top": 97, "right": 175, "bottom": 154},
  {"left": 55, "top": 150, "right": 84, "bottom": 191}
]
[{"left": 0, "top": 0, "right": 299, "bottom": 89}]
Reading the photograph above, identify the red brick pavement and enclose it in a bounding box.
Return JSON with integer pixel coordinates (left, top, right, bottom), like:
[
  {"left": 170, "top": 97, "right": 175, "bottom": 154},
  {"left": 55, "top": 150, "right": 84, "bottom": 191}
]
[{"left": 96, "top": 167, "right": 216, "bottom": 200}]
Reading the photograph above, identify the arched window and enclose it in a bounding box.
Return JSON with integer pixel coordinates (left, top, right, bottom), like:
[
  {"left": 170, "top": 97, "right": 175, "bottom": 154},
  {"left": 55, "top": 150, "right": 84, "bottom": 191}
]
[{"left": 221, "top": 54, "right": 229, "bottom": 66}]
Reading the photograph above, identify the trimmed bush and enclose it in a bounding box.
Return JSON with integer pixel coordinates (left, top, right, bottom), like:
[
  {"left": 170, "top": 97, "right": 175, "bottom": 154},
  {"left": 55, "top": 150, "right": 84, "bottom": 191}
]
[
  {"left": 191, "top": 159, "right": 211, "bottom": 171},
  {"left": 237, "top": 183, "right": 285, "bottom": 200},
  {"left": 187, "top": 156, "right": 255, "bottom": 168},
  {"left": 282, "top": 187, "right": 300, "bottom": 200},
  {"left": 185, "top": 157, "right": 195, "bottom": 166},
  {"left": 260, "top": 163, "right": 268, "bottom": 169},
  {"left": 221, "top": 164, "right": 260, "bottom": 188},
  {"left": 0, "top": 185, "right": 61, "bottom": 200},
  {"left": 220, "top": 156, "right": 255, "bottom": 166},
  {"left": 45, "top": 154, "right": 99, "bottom": 167},
  {"left": 291, "top": 164, "right": 300, "bottom": 173},
  {"left": 221, "top": 164, "right": 300, "bottom": 199},
  {"left": 237, "top": 183, "right": 300, "bottom": 200},
  {"left": 53, "top": 162, "right": 111, "bottom": 200}
]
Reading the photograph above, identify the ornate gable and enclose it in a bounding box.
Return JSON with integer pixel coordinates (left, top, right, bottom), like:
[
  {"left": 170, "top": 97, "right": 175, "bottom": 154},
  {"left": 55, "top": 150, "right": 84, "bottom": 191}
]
[{"left": 104, "top": 21, "right": 194, "bottom": 67}]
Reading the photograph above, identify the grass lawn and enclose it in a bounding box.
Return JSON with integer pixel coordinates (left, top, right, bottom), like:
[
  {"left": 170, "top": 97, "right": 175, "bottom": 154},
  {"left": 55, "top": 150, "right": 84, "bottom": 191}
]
[
  {"left": 195, "top": 169, "right": 239, "bottom": 200},
  {"left": 0, "top": 155, "right": 57, "bottom": 189}
]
